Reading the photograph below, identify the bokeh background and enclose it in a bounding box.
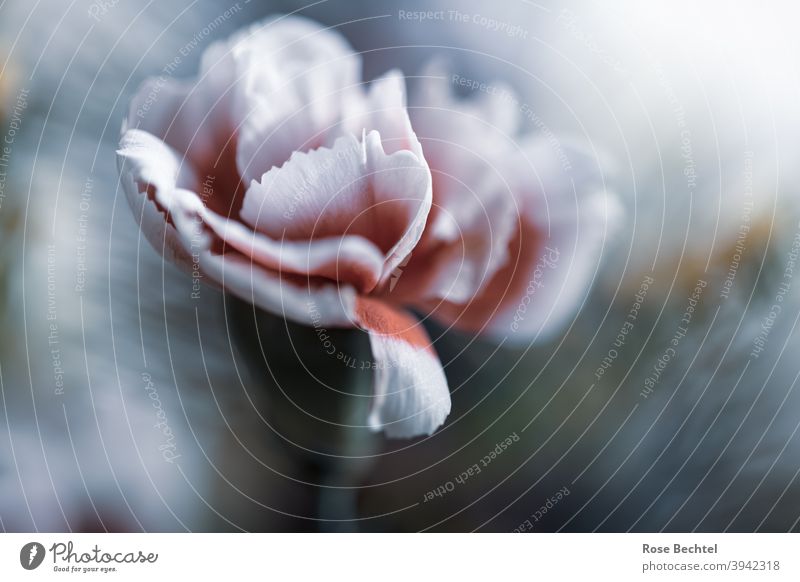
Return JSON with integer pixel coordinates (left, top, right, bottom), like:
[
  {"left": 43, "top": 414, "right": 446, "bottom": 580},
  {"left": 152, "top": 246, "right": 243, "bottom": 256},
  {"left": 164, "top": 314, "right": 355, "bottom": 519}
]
[{"left": 1, "top": 0, "right": 800, "bottom": 531}]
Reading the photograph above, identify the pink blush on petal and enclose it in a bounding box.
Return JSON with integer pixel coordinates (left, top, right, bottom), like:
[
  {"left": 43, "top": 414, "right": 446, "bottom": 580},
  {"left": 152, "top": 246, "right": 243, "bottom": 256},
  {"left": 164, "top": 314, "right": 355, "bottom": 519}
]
[{"left": 354, "top": 296, "right": 435, "bottom": 356}]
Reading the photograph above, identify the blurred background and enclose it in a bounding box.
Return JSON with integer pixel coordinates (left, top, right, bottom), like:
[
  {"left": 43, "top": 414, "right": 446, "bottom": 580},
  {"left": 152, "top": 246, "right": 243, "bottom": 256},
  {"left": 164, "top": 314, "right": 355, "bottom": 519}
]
[{"left": 1, "top": 0, "right": 800, "bottom": 532}]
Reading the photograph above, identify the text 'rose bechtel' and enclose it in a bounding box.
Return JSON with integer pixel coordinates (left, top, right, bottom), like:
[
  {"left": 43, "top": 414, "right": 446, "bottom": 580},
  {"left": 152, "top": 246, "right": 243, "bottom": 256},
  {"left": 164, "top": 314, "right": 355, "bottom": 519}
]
[{"left": 117, "top": 15, "right": 620, "bottom": 438}]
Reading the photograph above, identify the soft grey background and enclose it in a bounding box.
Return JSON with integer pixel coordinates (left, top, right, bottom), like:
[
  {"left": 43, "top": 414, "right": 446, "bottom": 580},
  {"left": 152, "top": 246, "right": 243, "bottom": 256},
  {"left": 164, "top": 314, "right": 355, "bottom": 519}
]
[{"left": 1, "top": 0, "right": 799, "bottom": 531}]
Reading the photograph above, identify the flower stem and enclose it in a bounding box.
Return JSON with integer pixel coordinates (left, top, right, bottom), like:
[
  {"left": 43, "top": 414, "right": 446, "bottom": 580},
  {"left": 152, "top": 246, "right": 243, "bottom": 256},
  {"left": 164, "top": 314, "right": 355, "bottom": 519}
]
[{"left": 229, "top": 296, "right": 378, "bottom": 531}]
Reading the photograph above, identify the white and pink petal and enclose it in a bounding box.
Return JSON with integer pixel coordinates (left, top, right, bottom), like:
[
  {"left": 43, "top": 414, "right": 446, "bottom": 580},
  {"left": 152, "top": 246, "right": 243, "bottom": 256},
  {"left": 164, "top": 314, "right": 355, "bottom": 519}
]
[
  {"left": 116, "top": 129, "right": 201, "bottom": 269},
  {"left": 428, "top": 138, "right": 622, "bottom": 344},
  {"left": 233, "top": 16, "right": 362, "bottom": 184},
  {"left": 199, "top": 208, "right": 385, "bottom": 294},
  {"left": 354, "top": 298, "right": 450, "bottom": 438},
  {"left": 387, "top": 62, "right": 523, "bottom": 304},
  {"left": 240, "top": 131, "right": 432, "bottom": 289},
  {"left": 200, "top": 250, "right": 358, "bottom": 327},
  {"left": 126, "top": 40, "right": 237, "bottom": 176},
  {"left": 117, "top": 129, "right": 359, "bottom": 328}
]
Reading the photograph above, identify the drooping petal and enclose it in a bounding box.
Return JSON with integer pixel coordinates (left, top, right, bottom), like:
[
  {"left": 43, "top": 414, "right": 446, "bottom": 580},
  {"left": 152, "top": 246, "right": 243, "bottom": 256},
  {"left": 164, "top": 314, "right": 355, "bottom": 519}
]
[
  {"left": 240, "top": 131, "right": 432, "bottom": 290},
  {"left": 354, "top": 297, "right": 450, "bottom": 438}
]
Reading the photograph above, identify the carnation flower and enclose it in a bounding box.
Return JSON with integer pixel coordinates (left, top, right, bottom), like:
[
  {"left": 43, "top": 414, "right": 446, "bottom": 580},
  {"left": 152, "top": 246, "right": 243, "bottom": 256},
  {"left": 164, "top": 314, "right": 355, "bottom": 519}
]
[{"left": 117, "top": 16, "right": 620, "bottom": 439}]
